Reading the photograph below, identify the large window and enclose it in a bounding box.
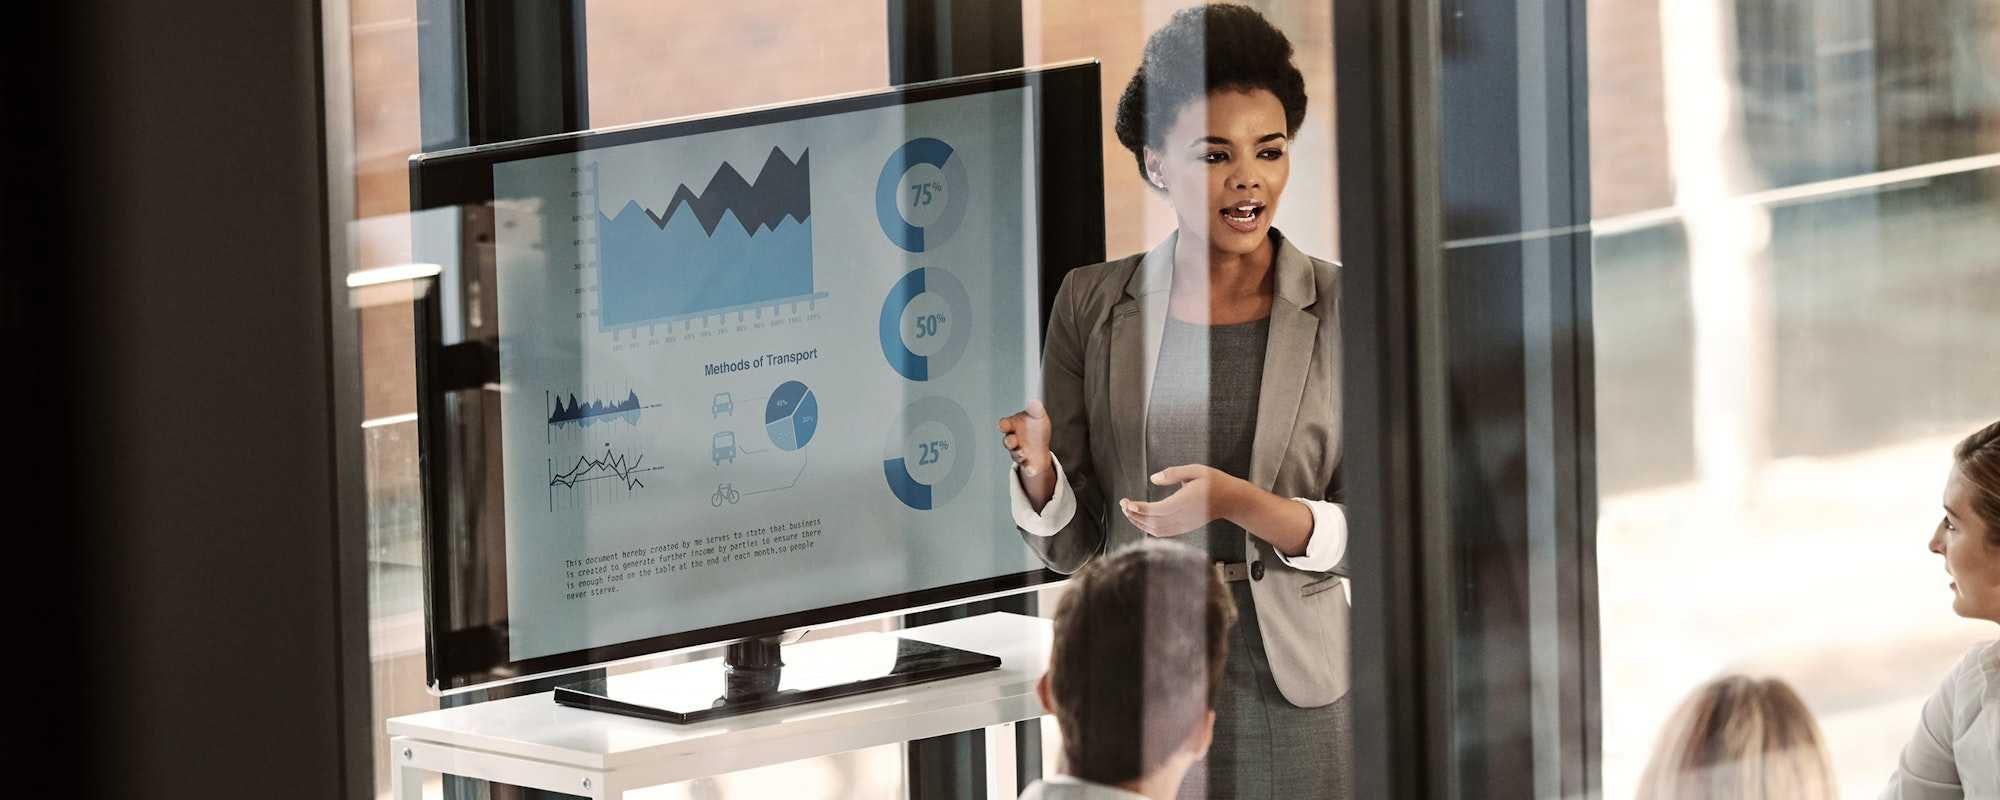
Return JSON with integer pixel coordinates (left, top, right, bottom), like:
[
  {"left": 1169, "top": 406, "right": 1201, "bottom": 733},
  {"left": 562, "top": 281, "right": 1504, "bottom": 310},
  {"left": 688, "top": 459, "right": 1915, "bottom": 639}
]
[
  {"left": 334, "top": 2, "right": 1343, "bottom": 797},
  {"left": 1587, "top": 0, "right": 2000, "bottom": 795},
  {"left": 343, "top": 2, "right": 898, "bottom": 797},
  {"left": 323, "top": 1, "right": 2000, "bottom": 795}
]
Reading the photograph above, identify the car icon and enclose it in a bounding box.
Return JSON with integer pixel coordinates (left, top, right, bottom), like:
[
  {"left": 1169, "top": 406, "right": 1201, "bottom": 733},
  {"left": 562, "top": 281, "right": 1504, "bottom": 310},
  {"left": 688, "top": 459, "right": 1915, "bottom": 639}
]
[
  {"left": 711, "top": 431, "right": 737, "bottom": 465},
  {"left": 712, "top": 392, "right": 734, "bottom": 417}
]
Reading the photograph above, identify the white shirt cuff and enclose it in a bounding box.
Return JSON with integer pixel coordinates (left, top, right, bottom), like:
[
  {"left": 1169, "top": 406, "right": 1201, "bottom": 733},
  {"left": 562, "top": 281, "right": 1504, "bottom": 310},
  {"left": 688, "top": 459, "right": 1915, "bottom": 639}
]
[
  {"left": 1274, "top": 499, "right": 1348, "bottom": 573},
  {"left": 1009, "top": 454, "right": 1077, "bottom": 537}
]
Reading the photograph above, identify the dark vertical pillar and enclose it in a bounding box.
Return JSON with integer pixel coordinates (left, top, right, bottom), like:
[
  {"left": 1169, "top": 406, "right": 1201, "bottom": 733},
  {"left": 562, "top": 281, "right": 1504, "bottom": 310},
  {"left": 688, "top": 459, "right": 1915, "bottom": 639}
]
[
  {"left": 415, "top": 3, "right": 591, "bottom": 799},
  {"left": 1436, "top": 0, "right": 1599, "bottom": 796},
  {"left": 3, "top": 5, "right": 81, "bottom": 795},
  {"left": 887, "top": 2, "right": 1035, "bottom": 796},
  {"left": 1334, "top": 0, "right": 1449, "bottom": 797},
  {"left": 418, "top": 0, "right": 590, "bottom": 151},
  {"left": 1341, "top": 0, "right": 1599, "bottom": 797},
  {"left": 889, "top": 0, "right": 1027, "bottom": 86},
  {"left": 53, "top": 0, "right": 363, "bottom": 797}
]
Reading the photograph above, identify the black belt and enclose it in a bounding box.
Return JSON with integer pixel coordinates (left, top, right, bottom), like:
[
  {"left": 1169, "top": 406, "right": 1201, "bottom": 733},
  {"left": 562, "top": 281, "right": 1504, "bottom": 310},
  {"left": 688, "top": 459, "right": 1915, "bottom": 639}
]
[{"left": 1220, "top": 560, "right": 1349, "bottom": 583}]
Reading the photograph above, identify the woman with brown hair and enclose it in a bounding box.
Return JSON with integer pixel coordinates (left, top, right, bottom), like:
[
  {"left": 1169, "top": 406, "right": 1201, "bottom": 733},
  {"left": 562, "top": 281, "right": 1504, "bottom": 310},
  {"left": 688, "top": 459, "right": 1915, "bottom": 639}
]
[
  {"left": 1881, "top": 419, "right": 2000, "bottom": 798},
  {"left": 1636, "top": 675, "right": 1836, "bottom": 800}
]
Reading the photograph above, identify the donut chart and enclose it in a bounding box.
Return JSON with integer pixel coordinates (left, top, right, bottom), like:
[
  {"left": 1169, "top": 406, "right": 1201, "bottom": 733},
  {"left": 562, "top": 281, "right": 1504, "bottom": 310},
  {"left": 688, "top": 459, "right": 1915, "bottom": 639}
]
[
  {"left": 881, "top": 396, "right": 976, "bottom": 511},
  {"left": 878, "top": 267, "right": 971, "bottom": 382},
  {"left": 764, "top": 380, "right": 819, "bottom": 451},
  {"left": 875, "top": 137, "right": 969, "bottom": 253}
]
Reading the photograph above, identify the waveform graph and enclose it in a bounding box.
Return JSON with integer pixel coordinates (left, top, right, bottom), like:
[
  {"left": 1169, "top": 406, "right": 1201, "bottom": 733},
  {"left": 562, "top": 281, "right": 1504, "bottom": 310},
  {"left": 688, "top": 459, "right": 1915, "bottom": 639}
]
[
  {"left": 546, "top": 388, "right": 662, "bottom": 443},
  {"left": 547, "top": 443, "right": 667, "bottom": 511},
  {"left": 595, "top": 147, "right": 828, "bottom": 330}
]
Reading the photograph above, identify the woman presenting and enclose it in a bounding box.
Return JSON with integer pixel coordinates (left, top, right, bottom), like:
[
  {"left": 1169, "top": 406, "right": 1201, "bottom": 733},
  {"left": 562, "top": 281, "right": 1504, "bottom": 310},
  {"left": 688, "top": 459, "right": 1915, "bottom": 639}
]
[{"left": 997, "top": 6, "right": 1351, "bottom": 797}]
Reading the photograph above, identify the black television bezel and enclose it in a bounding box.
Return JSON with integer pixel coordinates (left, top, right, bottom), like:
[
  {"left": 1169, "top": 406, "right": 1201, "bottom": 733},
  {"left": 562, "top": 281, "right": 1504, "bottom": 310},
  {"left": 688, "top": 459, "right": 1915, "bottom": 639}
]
[{"left": 410, "top": 62, "right": 1104, "bottom": 693}]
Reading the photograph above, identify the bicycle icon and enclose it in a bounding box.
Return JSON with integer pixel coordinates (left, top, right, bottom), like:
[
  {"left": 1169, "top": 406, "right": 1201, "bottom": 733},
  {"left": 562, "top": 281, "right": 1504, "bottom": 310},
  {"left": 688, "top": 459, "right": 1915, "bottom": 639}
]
[{"left": 710, "top": 483, "right": 741, "bottom": 507}]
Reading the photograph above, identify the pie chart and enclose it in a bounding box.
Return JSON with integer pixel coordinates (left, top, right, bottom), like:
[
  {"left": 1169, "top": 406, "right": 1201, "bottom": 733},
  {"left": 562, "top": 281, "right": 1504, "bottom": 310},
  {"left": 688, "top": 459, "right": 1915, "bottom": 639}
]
[{"left": 764, "top": 380, "right": 819, "bottom": 451}]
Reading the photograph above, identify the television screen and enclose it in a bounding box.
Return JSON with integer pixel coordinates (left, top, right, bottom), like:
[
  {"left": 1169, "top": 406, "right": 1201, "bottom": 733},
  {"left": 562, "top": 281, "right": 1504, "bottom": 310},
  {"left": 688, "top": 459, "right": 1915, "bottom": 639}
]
[{"left": 411, "top": 63, "right": 1102, "bottom": 692}]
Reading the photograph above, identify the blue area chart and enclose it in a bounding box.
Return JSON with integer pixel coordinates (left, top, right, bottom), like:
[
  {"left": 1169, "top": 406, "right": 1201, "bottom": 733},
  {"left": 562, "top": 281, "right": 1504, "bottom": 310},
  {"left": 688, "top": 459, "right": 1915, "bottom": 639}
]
[
  {"left": 878, "top": 268, "right": 972, "bottom": 381},
  {"left": 875, "top": 138, "right": 968, "bottom": 253},
  {"left": 764, "top": 380, "right": 819, "bottom": 451},
  {"left": 597, "top": 148, "right": 815, "bottom": 329},
  {"left": 881, "top": 396, "right": 976, "bottom": 511}
]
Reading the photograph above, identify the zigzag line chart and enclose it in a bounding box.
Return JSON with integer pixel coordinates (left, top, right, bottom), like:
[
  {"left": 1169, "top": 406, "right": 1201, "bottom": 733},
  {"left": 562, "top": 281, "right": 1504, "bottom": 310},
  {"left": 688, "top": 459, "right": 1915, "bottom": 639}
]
[{"left": 547, "top": 444, "right": 666, "bottom": 511}]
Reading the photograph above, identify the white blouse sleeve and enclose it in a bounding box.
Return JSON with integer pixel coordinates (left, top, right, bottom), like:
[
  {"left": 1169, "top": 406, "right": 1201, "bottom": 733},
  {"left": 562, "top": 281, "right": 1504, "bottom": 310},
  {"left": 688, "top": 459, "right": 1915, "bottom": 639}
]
[
  {"left": 1272, "top": 498, "right": 1348, "bottom": 574},
  {"left": 1009, "top": 453, "right": 1077, "bottom": 537}
]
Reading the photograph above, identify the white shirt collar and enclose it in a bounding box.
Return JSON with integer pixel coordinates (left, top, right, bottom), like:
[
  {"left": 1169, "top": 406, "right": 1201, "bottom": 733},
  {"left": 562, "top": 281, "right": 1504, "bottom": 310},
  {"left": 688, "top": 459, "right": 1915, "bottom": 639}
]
[{"left": 1043, "top": 773, "right": 1153, "bottom": 800}]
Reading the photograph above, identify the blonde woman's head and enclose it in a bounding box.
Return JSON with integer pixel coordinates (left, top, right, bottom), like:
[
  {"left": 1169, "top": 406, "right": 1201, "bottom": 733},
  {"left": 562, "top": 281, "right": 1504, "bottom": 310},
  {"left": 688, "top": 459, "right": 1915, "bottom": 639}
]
[{"left": 1636, "top": 675, "right": 1835, "bottom": 800}]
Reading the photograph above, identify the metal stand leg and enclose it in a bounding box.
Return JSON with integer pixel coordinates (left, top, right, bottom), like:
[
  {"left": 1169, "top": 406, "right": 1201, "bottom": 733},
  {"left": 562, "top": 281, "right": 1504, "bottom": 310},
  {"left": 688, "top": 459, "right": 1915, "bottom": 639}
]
[
  {"left": 984, "top": 723, "right": 1018, "bottom": 799},
  {"left": 391, "top": 743, "right": 430, "bottom": 800}
]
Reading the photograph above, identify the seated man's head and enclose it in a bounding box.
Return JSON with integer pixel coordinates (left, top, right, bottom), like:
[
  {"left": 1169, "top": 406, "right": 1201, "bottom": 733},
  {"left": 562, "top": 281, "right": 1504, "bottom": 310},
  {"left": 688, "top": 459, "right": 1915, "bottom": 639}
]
[{"left": 1038, "top": 540, "right": 1238, "bottom": 786}]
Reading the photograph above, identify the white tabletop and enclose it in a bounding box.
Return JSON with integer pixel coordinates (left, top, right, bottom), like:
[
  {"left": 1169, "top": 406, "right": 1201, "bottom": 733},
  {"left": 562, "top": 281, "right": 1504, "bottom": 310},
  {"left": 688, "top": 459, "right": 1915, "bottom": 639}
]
[{"left": 388, "top": 611, "right": 1052, "bottom": 782}]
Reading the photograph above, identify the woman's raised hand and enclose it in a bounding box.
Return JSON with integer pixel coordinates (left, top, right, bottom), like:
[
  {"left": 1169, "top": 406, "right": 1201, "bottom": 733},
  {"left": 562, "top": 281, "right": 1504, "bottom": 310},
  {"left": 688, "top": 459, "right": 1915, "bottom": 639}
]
[{"left": 997, "top": 400, "right": 1054, "bottom": 477}]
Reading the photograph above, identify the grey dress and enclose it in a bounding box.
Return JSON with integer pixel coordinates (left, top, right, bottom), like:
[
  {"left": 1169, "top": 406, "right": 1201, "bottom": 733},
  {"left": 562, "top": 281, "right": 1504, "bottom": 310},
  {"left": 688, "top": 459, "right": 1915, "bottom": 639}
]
[{"left": 1148, "top": 316, "right": 1354, "bottom": 800}]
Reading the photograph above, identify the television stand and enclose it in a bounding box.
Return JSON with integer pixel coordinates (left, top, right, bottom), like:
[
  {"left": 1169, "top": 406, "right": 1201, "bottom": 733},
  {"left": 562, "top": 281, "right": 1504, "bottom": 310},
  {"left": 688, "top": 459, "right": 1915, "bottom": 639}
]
[
  {"left": 551, "top": 628, "right": 1002, "bottom": 724},
  {"left": 388, "top": 612, "right": 1049, "bottom": 799}
]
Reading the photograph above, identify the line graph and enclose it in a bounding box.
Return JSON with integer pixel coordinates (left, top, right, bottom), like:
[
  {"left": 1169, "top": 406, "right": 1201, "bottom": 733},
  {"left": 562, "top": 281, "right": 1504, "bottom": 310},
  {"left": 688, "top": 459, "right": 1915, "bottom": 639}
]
[
  {"left": 630, "top": 147, "right": 811, "bottom": 236},
  {"left": 547, "top": 444, "right": 666, "bottom": 511}
]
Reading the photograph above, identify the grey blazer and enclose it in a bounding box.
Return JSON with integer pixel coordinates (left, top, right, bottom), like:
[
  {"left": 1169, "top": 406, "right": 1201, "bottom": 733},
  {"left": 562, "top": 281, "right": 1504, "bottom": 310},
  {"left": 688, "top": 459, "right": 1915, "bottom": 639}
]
[{"left": 1019, "top": 229, "right": 1350, "bottom": 708}]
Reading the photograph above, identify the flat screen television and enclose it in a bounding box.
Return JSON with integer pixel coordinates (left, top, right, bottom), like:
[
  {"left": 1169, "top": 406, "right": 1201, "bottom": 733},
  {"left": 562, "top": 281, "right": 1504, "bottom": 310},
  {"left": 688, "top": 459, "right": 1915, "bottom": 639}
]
[{"left": 409, "top": 62, "right": 1104, "bottom": 696}]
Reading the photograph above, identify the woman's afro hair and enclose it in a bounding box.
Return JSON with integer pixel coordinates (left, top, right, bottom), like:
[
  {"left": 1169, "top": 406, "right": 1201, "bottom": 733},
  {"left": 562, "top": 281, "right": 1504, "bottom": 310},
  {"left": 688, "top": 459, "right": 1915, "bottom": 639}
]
[{"left": 1113, "top": 4, "right": 1309, "bottom": 184}]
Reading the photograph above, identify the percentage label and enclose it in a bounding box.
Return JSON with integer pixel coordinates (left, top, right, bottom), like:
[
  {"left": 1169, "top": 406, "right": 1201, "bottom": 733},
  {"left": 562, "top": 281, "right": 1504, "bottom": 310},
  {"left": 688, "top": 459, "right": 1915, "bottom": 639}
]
[
  {"left": 918, "top": 440, "right": 950, "bottom": 466},
  {"left": 912, "top": 313, "right": 948, "bottom": 339},
  {"left": 908, "top": 180, "right": 944, "bottom": 207}
]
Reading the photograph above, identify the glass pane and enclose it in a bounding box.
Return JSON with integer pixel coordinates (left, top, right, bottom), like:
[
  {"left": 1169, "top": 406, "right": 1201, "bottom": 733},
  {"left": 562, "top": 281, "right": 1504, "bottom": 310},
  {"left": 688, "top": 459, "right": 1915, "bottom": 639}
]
[
  {"left": 1426, "top": 0, "right": 1998, "bottom": 795},
  {"left": 346, "top": 1, "right": 438, "bottom": 797},
  {"left": 1026, "top": 5, "right": 1346, "bottom": 797},
  {"left": 585, "top": 1, "right": 889, "bottom": 127},
  {"left": 336, "top": 1, "right": 1350, "bottom": 797},
  {"left": 1026, "top": 1, "right": 1340, "bottom": 261},
  {"left": 1589, "top": 1, "right": 2000, "bottom": 797}
]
